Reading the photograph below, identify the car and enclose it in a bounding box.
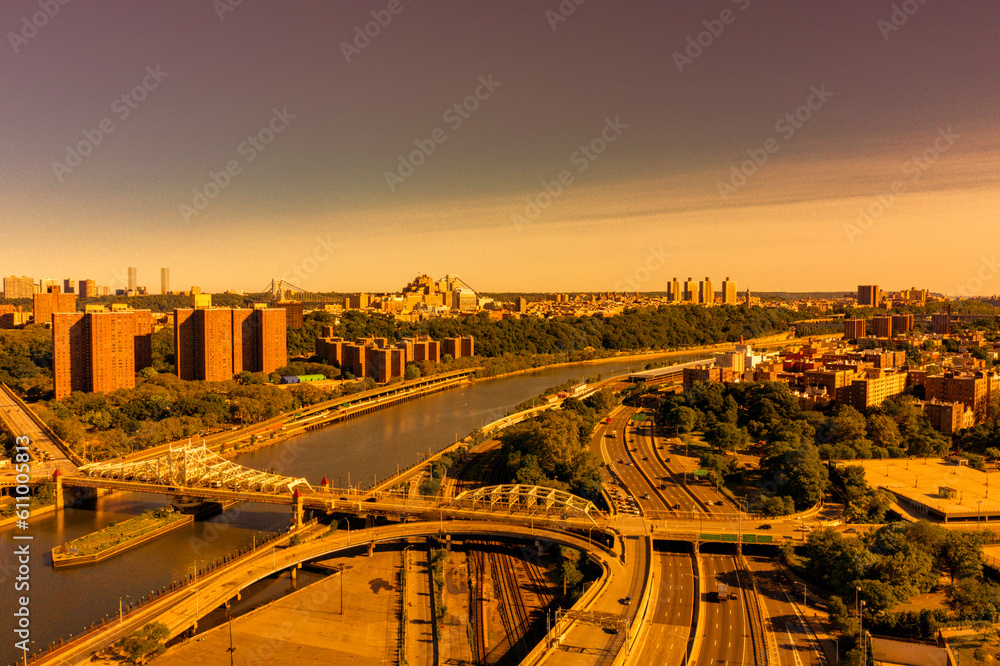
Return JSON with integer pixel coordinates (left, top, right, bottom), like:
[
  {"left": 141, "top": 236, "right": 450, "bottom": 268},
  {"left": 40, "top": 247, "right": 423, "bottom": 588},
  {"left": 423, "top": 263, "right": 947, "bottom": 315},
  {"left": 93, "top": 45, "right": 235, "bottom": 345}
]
[
  {"left": 715, "top": 501, "right": 725, "bottom": 506},
  {"left": 641, "top": 494, "right": 650, "bottom": 500},
  {"left": 844, "top": 528, "right": 857, "bottom": 533},
  {"left": 796, "top": 525, "right": 810, "bottom": 532},
  {"left": 758, "top": 524, "right": 772, "bottom": 530},
  {"left": 621, "top": 596, "right": 632, "bottom": 605},
  {"left": 664, "top": 457, "right": 671, "bottom": 462},
  {"left": 642, "top": 456, "right": 648, "bottom": 461},
  {"left": 659, "top": 484, "right": 667, "bottom": 490},
  {"left": 729, "top": 592, "right": 738, "bottom": 600}
]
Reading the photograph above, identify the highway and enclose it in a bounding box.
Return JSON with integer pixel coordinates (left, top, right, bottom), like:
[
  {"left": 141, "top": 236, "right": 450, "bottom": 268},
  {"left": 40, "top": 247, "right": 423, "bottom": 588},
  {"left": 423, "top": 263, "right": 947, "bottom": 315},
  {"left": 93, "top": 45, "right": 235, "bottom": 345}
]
[
  {"left": 697, "top": 552, "right": 751, "bottom": 666},
  {"left": 745, "top": 555, "right": 829, "bottom": 666},
  {"left": 0, "top": 384, "right": 77, "bottom": 477},
  {"left": 634, "top": 546, "right": 696, "bottom": 666}
]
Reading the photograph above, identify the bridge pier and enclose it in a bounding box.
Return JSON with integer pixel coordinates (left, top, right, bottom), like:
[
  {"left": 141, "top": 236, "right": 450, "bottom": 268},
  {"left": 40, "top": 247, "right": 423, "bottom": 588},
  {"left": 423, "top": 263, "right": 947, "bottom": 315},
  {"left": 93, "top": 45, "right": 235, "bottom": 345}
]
[
  {"left": 367, "top": 542, "right": 374, "bottom": 557},
  {"left": 292, "top": 494, "right": 304, "bottom": 529},
  {"left": 54, "top": 473, "right": 63, "bottom": 511},
  {"left": 445, "top": 534, "right": 452, "bottom": 552}
]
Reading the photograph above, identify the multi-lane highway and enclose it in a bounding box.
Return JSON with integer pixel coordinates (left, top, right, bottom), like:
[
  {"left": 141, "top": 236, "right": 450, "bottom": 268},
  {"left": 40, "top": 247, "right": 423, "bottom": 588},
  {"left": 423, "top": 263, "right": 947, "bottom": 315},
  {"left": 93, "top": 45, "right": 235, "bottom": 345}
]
[
  {"left": 634, "top": 546, "right": 696, "bottom": 666},
  {"left": 697, "top": 552, "right": 752, "bottom": 666},
  {"left": 745, "top": 555, "right": 829, "bottom": 666}
]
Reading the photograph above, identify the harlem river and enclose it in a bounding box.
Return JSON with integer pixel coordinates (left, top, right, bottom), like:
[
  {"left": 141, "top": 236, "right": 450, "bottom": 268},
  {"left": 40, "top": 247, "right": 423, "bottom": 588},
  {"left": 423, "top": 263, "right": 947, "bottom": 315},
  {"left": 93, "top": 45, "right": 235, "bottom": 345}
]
[{"left": 0, "top": 353, "right": 704, "bottom": 663}]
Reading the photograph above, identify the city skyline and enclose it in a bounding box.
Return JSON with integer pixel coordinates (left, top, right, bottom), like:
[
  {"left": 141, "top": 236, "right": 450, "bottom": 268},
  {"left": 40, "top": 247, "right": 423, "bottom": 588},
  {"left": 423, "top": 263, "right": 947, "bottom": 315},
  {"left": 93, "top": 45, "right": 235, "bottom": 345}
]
[{"left": 2, "top": 1, "right": 998, "bottom": 295}]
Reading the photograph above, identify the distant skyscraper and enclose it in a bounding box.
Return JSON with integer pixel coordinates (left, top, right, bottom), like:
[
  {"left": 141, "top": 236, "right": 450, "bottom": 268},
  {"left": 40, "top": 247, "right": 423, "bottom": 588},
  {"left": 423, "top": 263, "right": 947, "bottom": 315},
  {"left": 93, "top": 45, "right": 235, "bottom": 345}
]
[
  {"left": 62, "top": 279, "right": 76, "bottom": 294},
  {"left": 128, "top": 267, "right": 137, "bottom": 291},
  {"left": 721, "top": 277, "right": 737, "bottom": 305},
  {"left": 699, "top": 277, "right": 714, "bottom": 305},
  {"left": 667, "top": 278, "right": 681, "bottom": 302},
  {"left": 39, "top": 279, "right": 59, "bottom": 293},
  {"left": 682, "top": 277, "right": 696, "bottom": 303},
  {"left": 160, "top": 268, "right": 170, "bottom": 295},
  {"left": 857, "top": 285, "right": 879, "bottom": 306},
  {"left": 3, "top": 276, "right": 35, "bottom": 299},
  {"left": 78, "top": 279, "right": 96, "bottom": 299}
]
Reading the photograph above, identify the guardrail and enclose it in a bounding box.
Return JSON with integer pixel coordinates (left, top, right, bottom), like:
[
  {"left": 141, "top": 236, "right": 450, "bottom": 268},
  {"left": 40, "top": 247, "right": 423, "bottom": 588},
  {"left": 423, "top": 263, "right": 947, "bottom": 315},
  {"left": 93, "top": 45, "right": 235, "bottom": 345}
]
[{"left": 0, "top": 382, "right": 86, "bottom": 467}]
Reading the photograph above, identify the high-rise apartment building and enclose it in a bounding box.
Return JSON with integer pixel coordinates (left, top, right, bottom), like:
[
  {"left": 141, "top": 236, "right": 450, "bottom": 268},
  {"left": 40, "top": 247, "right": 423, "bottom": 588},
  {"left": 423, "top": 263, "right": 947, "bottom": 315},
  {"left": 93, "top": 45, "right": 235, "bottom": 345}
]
[
  {"left": 0, "top": 305, "right": 17, "bottom": 329},
  {"left": 931, "top": 308, "right": 951, "bottom": 335},
  {"left": 667, "top": 278, "right": 681, "bottom": 302},
  {"left": 160, "top": 268, "right": 170, "bottom": 295},
  {"left": 891, "top": 314, "right": 914, "bottom": 334},
  {"left": 174, "top": 307, "right": 287, "bottom": 381},
  {"left": 78, "top": 279, "right": 96, "bottom": 299},
  {"left": 857, "top": 285, "right": 879, "bottom": 307},
  {"left": 33, "top": 288, "right": 77, "bottom": 326},
  {"left": 844, "top": 318, "right": 866, "bottom": 340},
  {"left": 442, "top": 336, "right": 474, "bottom": 359},
  {"left": 62, "top": 279, "right": 76, "bottom": 294},
  {"left": 836, "top": 369, "right": 908, "bottom": 411},
  {"left": 699, "top": 277, "right": 714, "bottom": 305},
  {"left": 127, "top": 267, "right": 138, "bottom": 291},
  {"left": 924, "top": 371, "right": 998, "bottom": 422},
  {"left": 721, "top": 277, "right": 737, "bottom": 305},
  {"left": 3, "top": 276, "right": 35, "bottom": 299},
  {"left": 275, "top": 301, "right": 304, "bottom": 329},
  {"left": 52, "top": 310, "right": 153, "bottom": 400},
  {"left": 682, "top": 278, "right": 696, "bottom": 303},
  {"left": 871, "top": 316, "right": 893, "bottom": 339}
]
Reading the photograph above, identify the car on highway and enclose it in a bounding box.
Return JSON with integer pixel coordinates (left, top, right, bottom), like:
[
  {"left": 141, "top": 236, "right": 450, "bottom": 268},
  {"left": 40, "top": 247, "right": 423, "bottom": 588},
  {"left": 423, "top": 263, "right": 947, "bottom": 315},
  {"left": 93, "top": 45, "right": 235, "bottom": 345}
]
[
  {"left": 641, "top": 493, "right": 650, "bottom": 500},
  {"left": 621, "top": 596, "right": 632, "bottom": 605},
  {"left": 659, "top": 483, "right": 667, "bottom": 490},
  {"left": 758, "top": 524, "right": 772, "bottom": 530}
]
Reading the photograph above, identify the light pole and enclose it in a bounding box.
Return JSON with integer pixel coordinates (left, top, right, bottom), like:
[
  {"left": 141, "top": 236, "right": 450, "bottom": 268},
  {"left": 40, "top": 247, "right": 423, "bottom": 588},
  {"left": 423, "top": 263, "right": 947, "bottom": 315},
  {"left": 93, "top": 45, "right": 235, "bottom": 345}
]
[
  {"left": 119, "top": 594, "right": 129, "bottom": 625},
  {"left": 194, "top": 560, "right": 201, "bottom": 617},
  {"left": 978, "top": 500, "right": 983, "bottom": 530},
  {"left": 859, "top": 600, "right": 866, "bottom": 664}
]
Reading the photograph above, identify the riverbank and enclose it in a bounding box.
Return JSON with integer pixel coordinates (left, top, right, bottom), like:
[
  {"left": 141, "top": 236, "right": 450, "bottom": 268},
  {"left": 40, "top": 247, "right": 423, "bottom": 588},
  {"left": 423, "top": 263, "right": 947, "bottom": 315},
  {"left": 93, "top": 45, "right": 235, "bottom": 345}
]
[{"left": 52, "top": 508, "right": 193, "bottom": 568}]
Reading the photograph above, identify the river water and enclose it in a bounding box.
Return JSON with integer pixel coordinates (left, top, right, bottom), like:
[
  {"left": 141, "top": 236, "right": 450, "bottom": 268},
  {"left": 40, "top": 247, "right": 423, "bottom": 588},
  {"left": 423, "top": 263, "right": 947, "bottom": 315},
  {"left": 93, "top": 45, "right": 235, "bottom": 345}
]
[{"left": 0, "top": 353, "right": 702, "bottom": 663}]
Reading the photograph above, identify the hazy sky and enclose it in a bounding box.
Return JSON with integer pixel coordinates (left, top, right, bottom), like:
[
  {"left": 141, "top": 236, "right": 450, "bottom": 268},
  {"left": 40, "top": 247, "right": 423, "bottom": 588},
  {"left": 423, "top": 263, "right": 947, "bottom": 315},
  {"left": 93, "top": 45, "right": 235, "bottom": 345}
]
[{"left": 1, "top": 0, "right": 998, "bottom": 296}]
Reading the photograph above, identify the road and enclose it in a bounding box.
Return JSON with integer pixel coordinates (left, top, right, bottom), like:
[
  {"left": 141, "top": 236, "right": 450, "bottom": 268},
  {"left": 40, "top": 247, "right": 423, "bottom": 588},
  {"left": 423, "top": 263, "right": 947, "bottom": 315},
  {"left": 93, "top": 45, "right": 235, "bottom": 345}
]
[
  {"left": 697, "top": 553, "right": 751, "bottom": 666},
  {"left": 634, "top": 547, "right": 696, "bottom": 666},
  {"left": 0, "top": 385, "right": 76, "bottom": 477},
  {"left": 744, "top": 555, "right": 828, "bottom": 666}
]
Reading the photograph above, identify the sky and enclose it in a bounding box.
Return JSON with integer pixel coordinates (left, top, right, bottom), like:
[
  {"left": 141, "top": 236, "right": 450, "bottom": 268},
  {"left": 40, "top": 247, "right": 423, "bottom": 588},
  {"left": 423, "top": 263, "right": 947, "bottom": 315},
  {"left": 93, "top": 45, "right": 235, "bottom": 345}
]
[{"left": 1, "top": 0, "right": 998, "bottom": 297}]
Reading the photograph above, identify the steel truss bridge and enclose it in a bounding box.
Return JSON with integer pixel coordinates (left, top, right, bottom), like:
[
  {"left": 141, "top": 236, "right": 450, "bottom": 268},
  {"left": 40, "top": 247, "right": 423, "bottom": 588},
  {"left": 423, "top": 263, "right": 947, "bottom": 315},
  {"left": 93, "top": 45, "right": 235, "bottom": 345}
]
[
  {"left": 453, "top": 484, "right": 601, "bottom": 524},
  {"left": 78, "top": 444, "right": 312, "bottom": 494}
]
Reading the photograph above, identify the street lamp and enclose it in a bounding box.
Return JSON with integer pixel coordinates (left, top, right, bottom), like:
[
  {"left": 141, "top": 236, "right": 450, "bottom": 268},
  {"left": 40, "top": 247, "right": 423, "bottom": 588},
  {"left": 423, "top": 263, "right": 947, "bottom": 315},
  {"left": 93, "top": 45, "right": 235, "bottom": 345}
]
[{"left": 978, "top": 500, "right": 983, "bottom": 530}]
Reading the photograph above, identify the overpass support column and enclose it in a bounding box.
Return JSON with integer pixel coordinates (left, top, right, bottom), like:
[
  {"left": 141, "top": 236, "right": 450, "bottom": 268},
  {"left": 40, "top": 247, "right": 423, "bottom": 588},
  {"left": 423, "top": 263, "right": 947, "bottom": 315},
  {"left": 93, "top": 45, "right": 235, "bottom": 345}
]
[
  {"left": 292, "top": 494, "right": 304, "bottom": 529},
  {"left": 54, "top": 473, "right": 63, "bottom": 511}
]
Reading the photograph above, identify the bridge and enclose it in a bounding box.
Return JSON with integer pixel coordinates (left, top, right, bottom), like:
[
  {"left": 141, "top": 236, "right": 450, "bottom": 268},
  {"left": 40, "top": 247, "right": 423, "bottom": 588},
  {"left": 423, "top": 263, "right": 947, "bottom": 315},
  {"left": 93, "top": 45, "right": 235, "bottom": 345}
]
[{"left": 30, "top": 519, "right": 636, "bottom": 666}]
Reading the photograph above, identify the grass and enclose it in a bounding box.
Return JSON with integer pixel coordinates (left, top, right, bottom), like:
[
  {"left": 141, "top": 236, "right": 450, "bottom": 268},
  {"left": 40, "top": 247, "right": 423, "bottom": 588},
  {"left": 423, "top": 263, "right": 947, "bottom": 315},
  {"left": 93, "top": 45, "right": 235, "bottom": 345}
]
[
  {"left": 947, "top": 629, "right": 1000, "bottom": 666},
  {"left": 54, "top": 508, "right": 187, "bottom": 558}
]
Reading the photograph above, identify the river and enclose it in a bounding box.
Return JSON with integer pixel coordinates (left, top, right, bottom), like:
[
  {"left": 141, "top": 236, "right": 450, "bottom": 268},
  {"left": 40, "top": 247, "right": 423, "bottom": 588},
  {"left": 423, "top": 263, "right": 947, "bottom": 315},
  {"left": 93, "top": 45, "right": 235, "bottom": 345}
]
[{"left": 0, "top": 352, "right": 704, "bottom": 663}]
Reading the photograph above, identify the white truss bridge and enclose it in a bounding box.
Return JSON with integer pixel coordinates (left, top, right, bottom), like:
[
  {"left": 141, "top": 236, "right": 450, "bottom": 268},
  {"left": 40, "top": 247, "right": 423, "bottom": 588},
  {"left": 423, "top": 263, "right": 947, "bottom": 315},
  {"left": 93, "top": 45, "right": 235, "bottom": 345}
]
[
  {"left": 78, "top": 444, "right": 312, "bottom": 494},
  {"left": 453, "top": 484, "right": 602, "bottom": 524}
]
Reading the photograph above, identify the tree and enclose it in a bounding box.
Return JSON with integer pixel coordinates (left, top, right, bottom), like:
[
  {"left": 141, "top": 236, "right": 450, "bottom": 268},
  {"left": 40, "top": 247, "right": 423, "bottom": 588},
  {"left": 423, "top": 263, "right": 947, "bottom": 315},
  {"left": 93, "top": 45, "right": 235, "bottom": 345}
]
[
  {"left": 705, "top": 420, "right": 750, "bottom": 453},
  {"left": 404, "top": 363, "right": 421, "bottom": 380},
  {"left": 947, "top": 578, "right": 1000, "bottom": 620},
  {"left": 666, "top": 406, "right": 698, "bottom": 434},
  {"left": 939, "top": 532, "right": 983, "bottom": 582},
  {"left": 118, "top": 622, "right": 169, "bottom": 664}
]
